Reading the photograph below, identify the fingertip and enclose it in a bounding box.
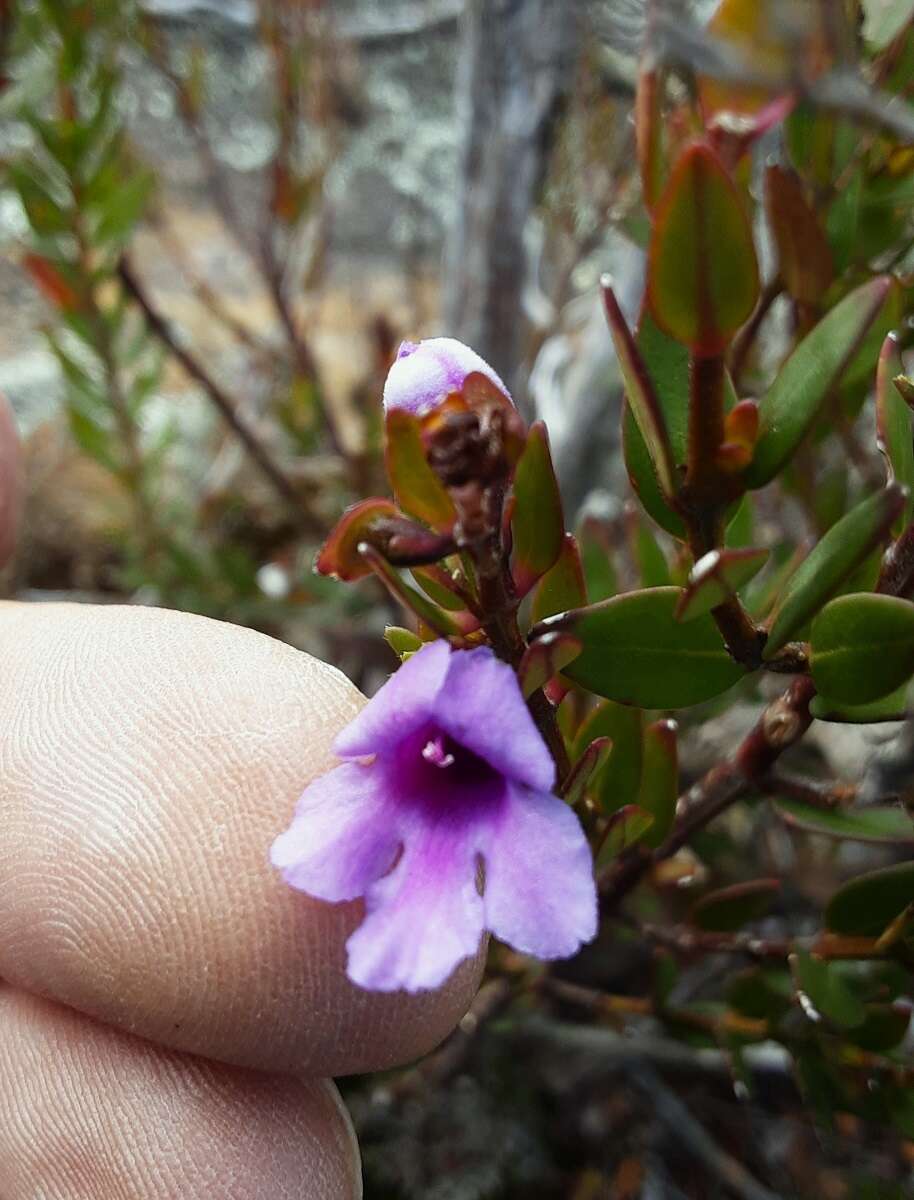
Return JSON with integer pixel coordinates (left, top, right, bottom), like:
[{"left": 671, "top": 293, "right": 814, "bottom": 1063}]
[{"left": 0, "top": 603, "right": 483, "bottom": 1078}]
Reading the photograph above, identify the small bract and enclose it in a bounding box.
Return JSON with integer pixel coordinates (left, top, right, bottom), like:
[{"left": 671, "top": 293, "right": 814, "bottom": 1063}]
[
  {"left": 382, "top": 337, "right": 511, "bottom": 417},
  {"left": 271, "top": 640, "right": 596, "bottom": 993}
]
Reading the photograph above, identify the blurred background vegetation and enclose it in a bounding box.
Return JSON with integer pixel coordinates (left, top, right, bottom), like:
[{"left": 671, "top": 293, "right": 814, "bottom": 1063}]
[{"left": 6, "top": 1, "right": 914, "bottom": 1196}]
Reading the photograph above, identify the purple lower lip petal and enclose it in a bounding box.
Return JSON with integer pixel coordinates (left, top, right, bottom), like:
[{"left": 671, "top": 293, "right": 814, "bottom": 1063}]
[{"left": 271, "top": 640, "right": 597, "bottom": 994}]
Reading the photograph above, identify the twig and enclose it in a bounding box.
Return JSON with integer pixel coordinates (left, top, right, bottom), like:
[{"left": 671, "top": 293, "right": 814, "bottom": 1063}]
[
  {"left": 641, "top": 923, "right": 894, "bottom": 963},
  {"left": 511, "top": 1015, "right": 791, "bottom": 1078},
  {"left": 730, "top": 278, "right": 781, "bottom": 390},
  {"left": 117, "top": 256, "right": 316, "bottom": 530},
  {"left": 629, "top": 1063, "right": 784, "bottom": 1200}
]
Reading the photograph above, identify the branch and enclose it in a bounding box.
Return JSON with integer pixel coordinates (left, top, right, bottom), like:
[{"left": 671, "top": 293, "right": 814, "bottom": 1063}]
[
  {"left": 628, "top": 1064, "right": 783, "bottom": 1200},
  {"left": 117, "top": 256, "right": 317, "bottom": 531}
]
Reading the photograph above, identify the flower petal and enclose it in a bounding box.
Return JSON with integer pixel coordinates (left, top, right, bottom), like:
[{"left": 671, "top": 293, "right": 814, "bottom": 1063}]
[
  {"left": 483, "top": 783, "right": 597, "bottom": 959},
  {"left": 382, "top": 336, "right": 510, "bottom": 416},
  {"left": 333, "top": 639, "right": 450, "bottom": 759},
  {"left": 270, "top": 762, "right": 400, "bottom": 902},
  {"left": 345, "top": 826, "right": 484, "bottom": 993},
  {"left": 434, "top": 647, "right": 555, "bottom": 791}
]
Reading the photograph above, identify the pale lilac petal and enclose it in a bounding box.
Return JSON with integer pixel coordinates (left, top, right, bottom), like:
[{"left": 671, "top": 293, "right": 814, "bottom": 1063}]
[
  {"left": 483, "top": 783, "right": 596, "bottom": 959},
  {"left": 333, "top": 639, "right": 450, "bottom": 759},
  {"left": 382, "top": 336, "right": 511, "bottom": 416},
  {"left": 346, "top": 825, "right": 484, "bottom": 992},
  {"left": 433, "top": 647, "right": 555, "bottom": 791},
  {"left": 270, "top": 762, "right": 400, "bottom": 902}
]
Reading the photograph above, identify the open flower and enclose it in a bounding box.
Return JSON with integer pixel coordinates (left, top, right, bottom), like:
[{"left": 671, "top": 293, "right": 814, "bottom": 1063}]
[
  {"left": 382, "top": 336, "right": 512, "bottom": 417},
  {"left": 271, "top": 640, "right": 597, "bottom": 993}
]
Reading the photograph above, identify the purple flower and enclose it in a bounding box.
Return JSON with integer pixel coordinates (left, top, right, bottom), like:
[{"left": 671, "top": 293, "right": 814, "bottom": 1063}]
[
  {"left": 271, "top": 641, "right": 597, "bottom": 993},
  {"left": 382, "top": 336, "right": 511, "bottom": 418}
]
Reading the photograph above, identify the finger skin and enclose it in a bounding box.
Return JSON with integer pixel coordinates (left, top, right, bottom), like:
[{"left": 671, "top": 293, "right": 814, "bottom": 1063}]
[
  {"left": 0, "top": 395, "right": 22, "bottom": 567},
  {"left": 0, "top": 602, "right": 483, "bottom": 1074},
  {"left": 0, "top": 984, "right": 361, "bottom": 1200}
]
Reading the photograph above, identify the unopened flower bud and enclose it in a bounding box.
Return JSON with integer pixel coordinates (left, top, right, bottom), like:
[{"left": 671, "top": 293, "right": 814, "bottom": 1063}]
[{"left": 382, "top": 337, "right": 511, "bottom": 417}]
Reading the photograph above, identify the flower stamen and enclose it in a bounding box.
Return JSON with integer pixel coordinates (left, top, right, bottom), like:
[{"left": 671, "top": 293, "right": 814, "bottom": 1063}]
[{"left": 422, "top": 735, "right": 455, "bottom": 769}]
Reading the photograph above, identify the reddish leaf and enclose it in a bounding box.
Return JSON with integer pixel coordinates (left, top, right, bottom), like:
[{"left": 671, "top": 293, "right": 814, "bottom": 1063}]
[
  {"left": 647, "top": 143, "right": 759, "bottom": 356},
  {"left": 23, "top": 253, "right": 80, "bottom": 311},
  {"left": 315, "top": 498, "right": 400, "bottom": 581},
  {"left": 765, "top": 164, "right": 833, "bottom": 305},
  {"left": 518, "top": 631, "right": 582, "bottom": 699},
  {"left": 561, "top": 737, "right": 613, "bottom": 809},
  {"left": 676, "top": 546, "right": 769, "bottom": 621},
  {"left": 636, "top": 65, "right": 665, "bottom": 210}
]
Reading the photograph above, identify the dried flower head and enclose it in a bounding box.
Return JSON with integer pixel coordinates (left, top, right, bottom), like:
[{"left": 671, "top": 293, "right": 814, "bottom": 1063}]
[{"left": 271, "top": 640, "right": 597, "bottom": 993}]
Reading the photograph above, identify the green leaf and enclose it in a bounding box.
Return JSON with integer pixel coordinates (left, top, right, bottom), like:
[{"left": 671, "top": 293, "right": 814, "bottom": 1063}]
[
  {"left": 676, "top": 546, "right": 769, "bottom": 621},
  {"left": 765, "top": 485, "right": 906, "bottom": 655},
  {"left": 538, "top": 587, "right": 745, "bottom": 708},
  {"left": 846, "top": 1004, "right": 910, "bottom": 1052},
  {"left": 629, "top": 509, "right": 671, "bottom": 588},
  {"left": 411, "top": 566, "right": 467, "bottom": 611},
  {"left": 638, "top": 719, "right": 678, "bottom": 847},
  {"left": 511, "top": 422, "right": 565, "bottom": 597},
  {"left": 826, "top": 862, "right": 914, "bottom": 937},
  {"left": 623, "top": 312, "right": 740, "bottom": 537},
  {"left": 793, "top": 951, "right": 866, "bottom": 1029},
  {"left": 67, "top": 405, "right": 118, "bottom": 472},
  {"left": 602, "top": 277, "right": 676, "bottom": 497},
  {"left": 92, "top": 168, "right": 155, "bottom": 246},
  {"left": 385, "top": 409, "right": 456, "bottom": 531},
  {"left": 596, "top": 804, "right": 654, "bottom": 864},
  {"left": 384, "top": 625, "right": 422, "bottom": 659},
  {"left": 691, "top": 879, "right": 781, "bottom": 932},
  {"left": 774, "top": 798, "right": 914, "bottom": 844},
  {"left": 725, "top": 494, "right": 755, "bottom": 548},
  {"left": 728, "top": 966, "right": 792, "bottom": 1022},
  {"left": 358, "top": 545, "right": 461, "bottom": 638},
  {"left": 578, "top": 517, "right": 618, "bottom": 602},
  {"left": 623, "top": 407, "right": 686, "bottom": 537},
  {"left": 809, "top": 685, "right": 909, "bottom": 723},
  {"left": 573, "top": 701, "right": 643, "bottom": 812},
  {"left": 841, "top": 279, "right": 903, "bottom": 411},
  {"left": 622, "top": 312, "right": 690, "bottom": 536},
  {"left": 647, "top": 142, "right": 759, "bottom": 355},
  {"left": 746, "top": 278, "right": 895, "bottom": 488},
  {"left": 793, "top": 1045, "right": 844, "bottom": 1130},
  {"left": 876, "top": 334, "right": 914, "bottom": 530},
  {"left": 531, "top": 533, "right": 587, "bottom": 622},
  {"left": 810, "top": 593, "right": 914, "bottom": 703}
]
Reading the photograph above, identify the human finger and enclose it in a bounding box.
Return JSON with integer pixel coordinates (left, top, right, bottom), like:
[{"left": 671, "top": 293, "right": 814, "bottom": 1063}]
[
  {"left": 0, "top": 983, "right": 360, "bottom": 1199},
  {"left": 0, "top": 601, "right": 483, "bottom": 1075}
]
